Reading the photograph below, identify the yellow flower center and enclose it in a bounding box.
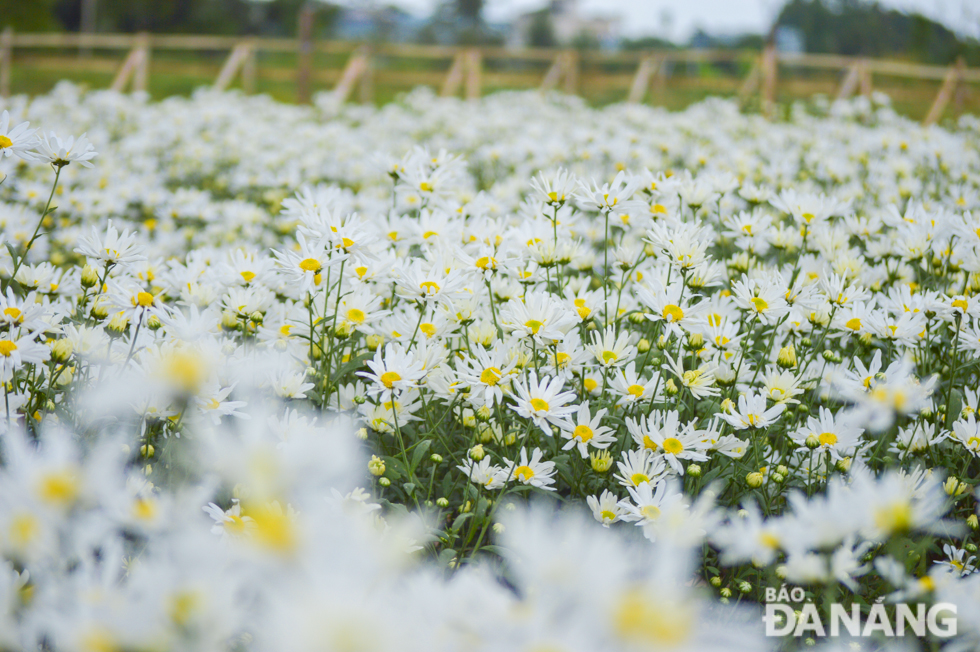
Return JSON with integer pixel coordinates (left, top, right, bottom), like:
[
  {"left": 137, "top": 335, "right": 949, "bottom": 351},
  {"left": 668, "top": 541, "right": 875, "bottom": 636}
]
[
  {"left": 584, "top": 378, "right": 598, "bottom": 392},
  {"left": 132, "top": 498, "right": 157, "bottom": 520},
  {"left": 419, "top": 182, "right": 433, "bottom": 192},
  {"left": 530, "top": 398, "right": 550, "bottom": 412},
  {"left": 136, "top": 291, "right": 154, "bottom": 308},
  {"left": 573, "top": 424, "right": 594, "bottom": 442},
  {"left": 600, "top": 509, "right": 617, "bottom": 521},
  {"left": 380, "top": 371, "right": 402, "bottom": 388},
  {"left": 750, "top": 297, "right": 768, "bottom": 312},
  {"left": 240, "top": 271, "right": 256, "bottom": 283},
  {"left": 347, "top": 308, "right": 366, "bottom": 324},
  {"left": 642, "top": 435, "right": 658, "bottom": 451},
  {"left": 640, "top": 504, "right": 662, "bottom": 520},
  {"left": 818, "top": 432, "right": 838, "bottom": 446},
  {"left": 525, "top": 319, "right": 543, "bottom": 334},
  {"left": 37, "top": 470, "right": 79, "bottom": 506},
  {"left": 662, "top": 437, "right": 683, "bottom": 455},
  {"left": 0, "top": 135, "right": 12, "bottom": 149},
  {"left": 845, "top": 317, "right": 862, "bottom": 330},
  {"left": 0, "top": 340, "right": 17, "bottom": 357},
  {"left": 874, "top": 501, "right": 913, "bottom": 534},
  {"left": 419, "top": 323, "right": 436, "bottom": 338},
  {"left": 419, "top": 281, "right": 440, "bottom": 295},
  {"left": 298, "top": 258, "right": 321, "bottom": 272},
  {"left": 952, "top": 299, "right": 968, "bottom": 311},
  {"left": 480, "top": 367, "right": 502, "bottom": 386},
  {"left": 627, "top": 384, "right": 644, "bottom": 398},
  {"left": 9, "top": 513, "right": 38, "bottom": 547},
  {"left": 3, "top": 307, "right": 22, "bottom": 321},
  {"left": 613, "top": 590, "right": 693, "bottom": 646},
  {"left": 662, "top": 304, "right": 684, "bottom": 322},
  {"left": 630, "top": 472, "right": 650, "bottom": 486},
  {"left": 601, "top": 350, "right": 618, "bottom": 364},
  {"left": 340, "top": 237, "right": 354, "bottom": 249},
  {"left": 514, "top": 465, "right": 535, "bottom": 482}
]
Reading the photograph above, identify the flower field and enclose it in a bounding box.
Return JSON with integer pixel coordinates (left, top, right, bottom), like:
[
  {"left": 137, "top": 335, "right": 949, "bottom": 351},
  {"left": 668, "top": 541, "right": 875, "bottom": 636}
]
[{"left": 1, "top": 83, "right": 980, "bottom": 650}]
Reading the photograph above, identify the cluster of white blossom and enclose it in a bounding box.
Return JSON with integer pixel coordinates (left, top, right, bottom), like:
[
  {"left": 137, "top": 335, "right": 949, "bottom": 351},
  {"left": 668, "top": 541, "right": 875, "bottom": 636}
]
[{"left": 0, "top": 82, "right": 979, "bottom": 650}]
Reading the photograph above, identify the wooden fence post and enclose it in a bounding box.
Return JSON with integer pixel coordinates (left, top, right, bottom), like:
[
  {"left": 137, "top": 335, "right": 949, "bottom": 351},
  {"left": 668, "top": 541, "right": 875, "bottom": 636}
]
[
  {"left": 540, "top": 51, "right": 564, "bottom": 92},
  {"left": 858, "top": 60, "right": 872, "bottom": 97},
  {"left": 836, "top": 62, "right": 859, "bottom": 99},
  {"left": 440, "top": 51, "right": 465, "bottom": 97},
  {"left": 133, "top": 32, "right": 149, "bottom": 92},
  {"left": 737, "top": 57, "right": 761, "bottom": 107},
  {"left": 464, "top": 48, "right": 481, "bottom": 100},
  {"left": 214, "top": 42, "right": 252, "bottom": 91},
  {"left": 110, "top": 33, "right": 149, "bottom": 93},
  {"left": 562, "top": 49, "right": 578, "bottom": 95},
  {"left": 628, "top": 56, "right": 655, "bottom": 103},
  {"left": 242, "top": 41, "right": 256, "bottom": 94},
  {"left": 761, "top": 43, "right": 777, "bottom": 117},
  {"left": 0, "top": 27, "right": 11, "bottom": 99},
  {"left": 296, "top": 4, "right": 315, "bottom": 104},
  {"left": 332, "top": 47, "right": 369, "bottom": 103},
  {"left": 924, "top": 57, "right": 966, "bottom": 126}
]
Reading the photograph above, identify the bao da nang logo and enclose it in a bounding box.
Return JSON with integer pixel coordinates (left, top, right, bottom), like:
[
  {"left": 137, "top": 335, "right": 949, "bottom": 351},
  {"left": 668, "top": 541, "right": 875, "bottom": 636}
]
[{"left": 763, "top": 585, "right": 957, "bottom": 638}]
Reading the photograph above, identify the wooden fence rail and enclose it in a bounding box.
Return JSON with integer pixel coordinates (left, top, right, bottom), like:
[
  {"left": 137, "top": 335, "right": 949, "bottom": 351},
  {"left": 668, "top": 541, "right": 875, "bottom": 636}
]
[{"left": 2, "top": 31, "right": 978, "bottom": 124}]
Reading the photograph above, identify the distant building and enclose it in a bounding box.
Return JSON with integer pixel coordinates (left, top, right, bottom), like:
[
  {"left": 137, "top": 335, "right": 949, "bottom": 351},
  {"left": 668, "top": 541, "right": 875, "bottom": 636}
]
[
  {"left": 509, "top": 0, "right": 621, "bottom": 49},
  {"left": 333, "top": 5, "right": 424, "bottom": 42},
  {"left": 774, "top": 25, "right": 805, "bottom": 53}
]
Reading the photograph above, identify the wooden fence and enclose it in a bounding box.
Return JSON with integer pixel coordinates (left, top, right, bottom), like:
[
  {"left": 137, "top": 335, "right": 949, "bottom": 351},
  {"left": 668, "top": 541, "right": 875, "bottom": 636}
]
[{"left": 2, "top": 28, "right": 978, "bottom": 125}]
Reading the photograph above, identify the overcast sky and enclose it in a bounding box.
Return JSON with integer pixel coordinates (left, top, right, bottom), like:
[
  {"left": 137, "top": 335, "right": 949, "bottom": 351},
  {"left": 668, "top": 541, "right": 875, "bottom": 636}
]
[{"left": 353, "top": 0, "right": 980, "bottom": 41}]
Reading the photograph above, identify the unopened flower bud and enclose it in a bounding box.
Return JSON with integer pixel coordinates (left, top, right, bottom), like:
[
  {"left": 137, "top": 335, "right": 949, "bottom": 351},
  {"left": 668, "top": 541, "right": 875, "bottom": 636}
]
[
  {"left": 430, "top": 453, "right": 443, "bottom": 464},
  {"left": 140, "top": 444, "right": 154, "bottom": 458},
  {"left": 665, "top": 379, "right": 679, "bottom": 396},
  {"left": 492, "top": 523, "right": 505, "bottom": 534},
  {"left": 469, "top": 444, "right": 485, "bottom": 461},
  {"left": 777, "top": 345, "right": 797, "bottom": 369},
  {"left": 90, "top": 302, "right": 110, "bottom": 320},
  {"left": 836, "top": 457, "right": 852, "bottom": 473},
  {"left": 378, "top": 477, "right": 390, "bottom": 487},
  {"left": 968, "top": 515, "right": 979, "bottom": 530},
  {"left": 657, "top": 335, "right": 669, "bottom": 350},
  {"left": 821, "top": 349, "right": 841, "bottom": 363},
  {"left": 356, "top": 427, "right": 368, "bottom": 440},
  {"left": 49, "top": 338, "right": 73, "bottom": 363},
  {"left": 687, "top": 333, "right": 704, "bottom": 350},
  {"left": 590, "top": 450, "right": 612, "bottom": 473},
  {"left": 366, "top": 334, "right": 384, "bottom": 351},
  {"left": 746, "top": 472, "right": 764, "bottom": 487},
  {"left": 738, "top": 581, "right": 752, "bottom": 594},
  {"left": 771, "top": 472, "right": 785, "bottom": 484},
  {"left": 106, "top": 312, "right": 129, "bottom": 337},
  {"left": 966, "top": 543, "right": 978, "bottom": 553},
  {"left": 687, "top": 464, "right": 702, "bottom": 477},
  {"left": 436, "top": 497, "right": 449, "bottom": 508},
  {"left": 944, "top": 476, "right": 968, "bottom": 497},
  {"left": 720, "top": 587, "right": 732, "bottom": 598},
  {"left": 776, "top": 465, "right": 789, "bottom": 476},
  {"left": 368, "top": 455, "right": 386, "bottom": 476},
  {"left": 637, "top": 338, "right": 650, "bottom": 353},
  {"left": 720, "top": 397, "right": 735, "bottom": 414},
  {"left": 81, "top": 265, "right": 99, "bottom": 288},
  {"left": 709, "top": 576, "right": 722, "bottom": 587},
  {"left": 146, "top": 314, "right": 162, "bottom": 330},
  {"left": 805, "top": 434, "right": 820, "bottom": 449}
]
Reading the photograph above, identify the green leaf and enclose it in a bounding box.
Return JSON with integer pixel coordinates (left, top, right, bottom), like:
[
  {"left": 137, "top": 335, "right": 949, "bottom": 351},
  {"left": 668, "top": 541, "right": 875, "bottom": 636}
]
[
  {"left": 450, "top": 512, "right": 472, "bottom": 532},
  {"left": 477, "top": 544, "right": 508, "bottom": 556},
  {"left": 410, "top": 439, "right": 433, "bottom": 473},
  {"left": 403, "top": 482, "right": 416, "bottom": 497},
  {"left": 946, "top": 390, "right": 963, "bottom": 428},
  {"left": 437, "top": 548, "right": 457, "bottom": 567}
]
